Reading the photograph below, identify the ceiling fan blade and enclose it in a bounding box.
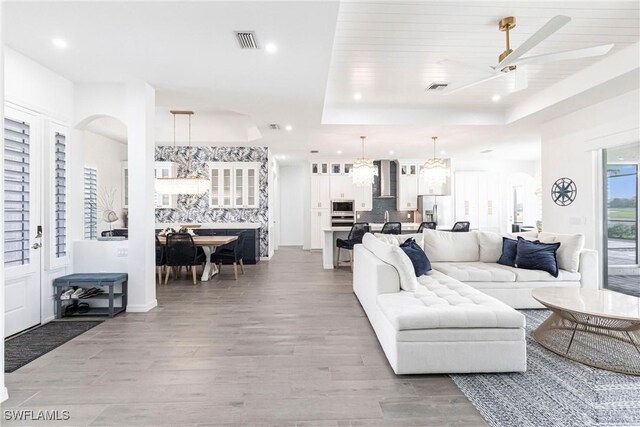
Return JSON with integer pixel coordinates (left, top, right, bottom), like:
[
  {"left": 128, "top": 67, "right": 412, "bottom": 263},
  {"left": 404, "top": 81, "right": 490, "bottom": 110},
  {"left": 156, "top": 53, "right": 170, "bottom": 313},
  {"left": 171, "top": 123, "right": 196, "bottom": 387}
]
[
  {"left": 444, "top": 73, "right": 505, "bottom": 96},
  {"left": 510, "top": 44, "right": 614, "bottom": 67},
  {"left": 497, "top": 15, "right": 571, "bottom": 69},
  {"left": 512, "top": 67, "right": 528, "bottom": 92},
  {"left": 438, "top": 58, "right": 495, "bottom": 74}
]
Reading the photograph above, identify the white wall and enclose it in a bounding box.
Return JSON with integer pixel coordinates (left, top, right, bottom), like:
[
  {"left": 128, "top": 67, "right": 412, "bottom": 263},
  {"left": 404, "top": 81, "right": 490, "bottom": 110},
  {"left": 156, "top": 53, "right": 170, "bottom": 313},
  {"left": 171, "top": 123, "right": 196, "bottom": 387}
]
[
  {"left": 541, "top": 89, "right": 640, "bottom": 252},
  {"left": 82, "top": 131, "right": 128, "bottom": 234},
  {"left": 279, "top": 164, "right": 306, "bottom": 246}
]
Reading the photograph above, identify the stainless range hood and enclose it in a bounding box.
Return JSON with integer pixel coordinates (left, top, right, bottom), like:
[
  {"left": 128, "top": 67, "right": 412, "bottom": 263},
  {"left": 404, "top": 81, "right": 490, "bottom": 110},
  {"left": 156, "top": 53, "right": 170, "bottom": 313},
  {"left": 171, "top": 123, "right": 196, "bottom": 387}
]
[{"left": 375, "top": 160, "right": 396, "bottom": 198}]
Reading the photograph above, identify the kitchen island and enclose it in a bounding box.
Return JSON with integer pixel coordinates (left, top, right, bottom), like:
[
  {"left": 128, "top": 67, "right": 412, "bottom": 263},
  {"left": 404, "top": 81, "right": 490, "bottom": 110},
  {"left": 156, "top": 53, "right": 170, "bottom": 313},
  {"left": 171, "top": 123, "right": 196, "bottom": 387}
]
[{"left": 321, "top": 223, "right": 451, "bottom": 269}]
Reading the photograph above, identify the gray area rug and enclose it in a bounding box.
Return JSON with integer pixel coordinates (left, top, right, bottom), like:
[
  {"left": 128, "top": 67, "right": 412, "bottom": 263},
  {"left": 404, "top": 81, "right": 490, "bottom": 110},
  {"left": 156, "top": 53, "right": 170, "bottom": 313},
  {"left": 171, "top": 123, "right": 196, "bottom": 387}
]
[
  {"left": 5, "top": 321, "right": 103, "bottom": 373},
  {"left": 451, "top": 310, "right": 640, "bottom": 427}
]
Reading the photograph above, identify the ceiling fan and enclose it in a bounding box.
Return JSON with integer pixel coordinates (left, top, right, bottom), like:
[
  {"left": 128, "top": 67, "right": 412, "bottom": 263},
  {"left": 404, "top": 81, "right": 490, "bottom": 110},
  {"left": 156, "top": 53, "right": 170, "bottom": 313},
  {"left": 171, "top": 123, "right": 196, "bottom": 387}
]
[{"left": 444, "top": 15, "right": 614, "bottom": 96}]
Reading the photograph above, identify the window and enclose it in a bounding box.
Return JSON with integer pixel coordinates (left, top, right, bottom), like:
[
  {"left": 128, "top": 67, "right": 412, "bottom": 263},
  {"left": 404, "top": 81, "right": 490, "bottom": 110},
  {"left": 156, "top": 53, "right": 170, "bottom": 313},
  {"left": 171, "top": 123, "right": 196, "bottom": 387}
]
[
  {"left": 54, "top": 133, "right": 67, "bottom": 257},
  {"left": 4, "top": 118, "right": 31, "bottom": 267},
  {"left": 84, "top": 167, "right": 98, "bottom": 240}
]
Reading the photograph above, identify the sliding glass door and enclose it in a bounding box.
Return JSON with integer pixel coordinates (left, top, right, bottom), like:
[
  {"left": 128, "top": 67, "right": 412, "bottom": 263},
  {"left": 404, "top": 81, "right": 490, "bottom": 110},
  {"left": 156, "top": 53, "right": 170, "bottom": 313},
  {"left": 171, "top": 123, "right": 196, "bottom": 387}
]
[{"left": 603, "top": 143, "right": 640, "bottom": 297}]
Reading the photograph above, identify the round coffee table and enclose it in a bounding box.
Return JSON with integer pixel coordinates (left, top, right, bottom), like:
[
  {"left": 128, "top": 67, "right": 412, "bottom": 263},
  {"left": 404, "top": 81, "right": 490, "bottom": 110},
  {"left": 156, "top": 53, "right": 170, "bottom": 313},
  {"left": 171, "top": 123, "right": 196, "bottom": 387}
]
[{"left": 531, "top": 287, "right": 640, "bottom": 375}]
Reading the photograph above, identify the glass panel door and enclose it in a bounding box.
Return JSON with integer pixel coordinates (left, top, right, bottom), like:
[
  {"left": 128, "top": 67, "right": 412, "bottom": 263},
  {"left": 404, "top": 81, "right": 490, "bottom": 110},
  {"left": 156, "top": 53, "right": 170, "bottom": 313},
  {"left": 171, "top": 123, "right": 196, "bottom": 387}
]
[
  {"left": 247, "top": 168, "right": 257, "bottom": 207},
  {"left": 604, "top": 143, "right": 640, "bottom": 297},
  {"left": 222, "top": 168, "right": 232, "bottom": 207},
  {"left": 210, "top": 168, "right": 220, "bottom": 207},
  {"left": 235, "top": 167, "right": 244, "bottom": 207}
]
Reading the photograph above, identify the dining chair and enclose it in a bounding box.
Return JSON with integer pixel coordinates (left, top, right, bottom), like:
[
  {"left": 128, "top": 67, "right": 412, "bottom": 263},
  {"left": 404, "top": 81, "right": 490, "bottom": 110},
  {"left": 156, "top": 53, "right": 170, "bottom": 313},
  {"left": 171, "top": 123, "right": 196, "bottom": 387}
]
[
  {"left": 164, "top": 233, "right": 206, "bottom": 285},
  {"left": 155, "top": 235, "right": 165, "bottom": 285},
  {"left": 336, "top": 223, "right": 370, "bottom": 271},
  {"left": 381, "top": 222, "right": 402, "bottom": 235},
  {"left": 417, "top": 222, "right": 437, "bottom": 233},
  {"left": 451, "top": 221, "right": 471, "bottom": 232},
  {"left": 211, "top": 232, "right": 246, "bottom": 280}
]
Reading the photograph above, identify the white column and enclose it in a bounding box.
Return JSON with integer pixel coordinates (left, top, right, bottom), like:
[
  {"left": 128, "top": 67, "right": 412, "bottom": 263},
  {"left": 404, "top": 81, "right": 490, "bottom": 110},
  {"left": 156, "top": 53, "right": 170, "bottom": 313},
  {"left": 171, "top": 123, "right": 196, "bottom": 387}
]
[
  {"left": 125, "top": 81, "right": 157, "bottom": 312},
  {"left": 0, "top": 0, "right": 9, "bottom": 403}
]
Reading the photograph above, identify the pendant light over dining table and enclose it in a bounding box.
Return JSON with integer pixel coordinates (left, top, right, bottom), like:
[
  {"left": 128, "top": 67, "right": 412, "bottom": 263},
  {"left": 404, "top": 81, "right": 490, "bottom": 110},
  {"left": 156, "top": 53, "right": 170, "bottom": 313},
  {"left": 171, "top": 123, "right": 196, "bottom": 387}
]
[
  {"left": 352, "top": 136, "right": 378, "bottom": 186},
  {"left": 155, "top": 110, "right": 210, "bottom": 195},
  {"left": 420, "top": 136, "right": 450, "bottom": 187}
]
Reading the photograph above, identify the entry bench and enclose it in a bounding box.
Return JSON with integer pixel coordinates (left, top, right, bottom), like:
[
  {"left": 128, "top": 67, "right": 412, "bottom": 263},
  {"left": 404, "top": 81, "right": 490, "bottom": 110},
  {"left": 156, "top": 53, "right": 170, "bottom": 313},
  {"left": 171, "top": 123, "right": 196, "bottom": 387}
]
[{"left": 53, "top": 273, "right": 128, "bottom": 319}]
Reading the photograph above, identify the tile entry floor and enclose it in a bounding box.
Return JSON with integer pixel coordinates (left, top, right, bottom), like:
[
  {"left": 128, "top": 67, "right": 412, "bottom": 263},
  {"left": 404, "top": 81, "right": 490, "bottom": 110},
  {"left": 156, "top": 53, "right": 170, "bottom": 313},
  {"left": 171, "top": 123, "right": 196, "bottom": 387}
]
[{"left": 2, "top": 247, "right": 486, "bottom": 426}]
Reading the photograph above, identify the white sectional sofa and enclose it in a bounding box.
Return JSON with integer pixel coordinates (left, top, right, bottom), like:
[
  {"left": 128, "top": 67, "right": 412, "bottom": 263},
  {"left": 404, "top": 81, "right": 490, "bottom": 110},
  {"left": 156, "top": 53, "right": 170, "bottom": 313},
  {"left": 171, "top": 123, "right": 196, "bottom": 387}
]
[{"left": 353, "top": 230, "right": 599, "bottom": 374}]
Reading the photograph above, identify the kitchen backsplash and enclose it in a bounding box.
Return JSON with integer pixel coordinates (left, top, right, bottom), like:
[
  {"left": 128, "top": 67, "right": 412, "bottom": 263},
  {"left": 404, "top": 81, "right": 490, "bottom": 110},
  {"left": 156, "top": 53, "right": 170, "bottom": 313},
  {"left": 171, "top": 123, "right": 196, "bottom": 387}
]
[
  {"left": 356, "top": 197, "right": 415, "bottom": 223},
  {"left": 154, "top": 146, "right": 270, "bottom": 257}
]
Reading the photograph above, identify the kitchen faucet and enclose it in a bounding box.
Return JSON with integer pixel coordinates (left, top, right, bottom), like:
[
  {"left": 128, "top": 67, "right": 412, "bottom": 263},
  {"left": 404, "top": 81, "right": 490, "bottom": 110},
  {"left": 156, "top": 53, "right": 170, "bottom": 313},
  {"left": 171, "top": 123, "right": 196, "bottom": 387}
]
[{"left": 384, "top": 210, "right": 390, "bottom": 223}]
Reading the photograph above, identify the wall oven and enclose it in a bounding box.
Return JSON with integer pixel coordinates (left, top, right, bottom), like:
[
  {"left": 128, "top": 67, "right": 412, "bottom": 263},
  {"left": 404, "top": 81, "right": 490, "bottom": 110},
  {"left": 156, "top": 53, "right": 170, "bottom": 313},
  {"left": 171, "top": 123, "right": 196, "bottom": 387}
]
[{"left": 331, "top": 200, "right": 355, "bottom": 227}]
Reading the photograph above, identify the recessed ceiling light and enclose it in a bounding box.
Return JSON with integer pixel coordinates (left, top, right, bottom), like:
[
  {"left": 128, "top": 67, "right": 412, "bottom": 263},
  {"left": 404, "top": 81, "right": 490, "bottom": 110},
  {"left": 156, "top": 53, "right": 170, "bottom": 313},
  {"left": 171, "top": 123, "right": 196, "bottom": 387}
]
[
  {"left": 440, "top": 150, "right": 446, "bottom": 155},
  {"left": 265, "top": 43, "right": 278, "bottom": 54},
  {"left": 491, "top": 94, "right": 501, "bottom": 102},
  {"left": 389, "top": 150, "right": 394, "bottom": 155},
  {"left": 52, "top": 38, "right": 68, "bottom": 49},
  {"left": 285, "top": 125, "right": 292, "bottom": 131},
  {"left": 337, "top": 150, "right": 342, "bottom": 154},
  {"left": 353, "top": 92, "right": 362, "bottom": 101}
]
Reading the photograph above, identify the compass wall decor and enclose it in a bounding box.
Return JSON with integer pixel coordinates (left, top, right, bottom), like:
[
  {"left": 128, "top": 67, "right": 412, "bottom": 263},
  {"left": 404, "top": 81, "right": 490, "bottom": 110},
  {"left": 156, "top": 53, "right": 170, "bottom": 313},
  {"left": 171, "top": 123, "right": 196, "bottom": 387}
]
[{"left": 551, "top": 177, "right": 577, "bottom": 206}]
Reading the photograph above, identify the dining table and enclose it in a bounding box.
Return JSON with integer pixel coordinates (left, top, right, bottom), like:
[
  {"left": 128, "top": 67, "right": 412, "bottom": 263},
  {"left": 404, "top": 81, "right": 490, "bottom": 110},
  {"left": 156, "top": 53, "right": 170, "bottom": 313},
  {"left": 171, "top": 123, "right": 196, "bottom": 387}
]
[{"left": 157, "top": 235, "right": 238, "bottom": 281}]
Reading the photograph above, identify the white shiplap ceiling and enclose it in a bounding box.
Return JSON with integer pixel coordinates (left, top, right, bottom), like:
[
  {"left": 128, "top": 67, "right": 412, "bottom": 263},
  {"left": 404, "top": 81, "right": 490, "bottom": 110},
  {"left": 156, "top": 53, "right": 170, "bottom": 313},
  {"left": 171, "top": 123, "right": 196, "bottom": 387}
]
[
  {"left": 2, "top": 1, "right": 639, "bottom": 162},
  {"left": 324, "top": 1, "right": 639, "bottom": 110}
]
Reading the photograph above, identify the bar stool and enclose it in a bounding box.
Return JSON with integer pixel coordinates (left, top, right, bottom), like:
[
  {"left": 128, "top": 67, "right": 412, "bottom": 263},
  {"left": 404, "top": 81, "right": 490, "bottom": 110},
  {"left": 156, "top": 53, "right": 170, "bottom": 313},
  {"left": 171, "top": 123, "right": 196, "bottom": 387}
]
[
  {"left": 380, "top": 222, "right": 401, "bottom": 235},
  {"left": 336, "top": 223, "right": 370, "bottom": 271},
  {"left": 417, "top": 222, "right": 436, "bottom": 233}
]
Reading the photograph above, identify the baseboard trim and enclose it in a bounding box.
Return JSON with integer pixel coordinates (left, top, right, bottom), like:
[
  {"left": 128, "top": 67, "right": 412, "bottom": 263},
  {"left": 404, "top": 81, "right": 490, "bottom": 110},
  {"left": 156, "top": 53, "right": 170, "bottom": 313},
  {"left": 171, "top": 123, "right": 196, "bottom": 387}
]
[
  {"left": 41, "top": 315, "right": 55, "bottom": 325},
  {"left": 126, "top": 299, "right": 158, "bottom": 313},
  {"left": 260, "top": 256, "right": 272, "bottom": 261},
  {"left": 0, "top": 386, "right": 8, "bottom": 403}
]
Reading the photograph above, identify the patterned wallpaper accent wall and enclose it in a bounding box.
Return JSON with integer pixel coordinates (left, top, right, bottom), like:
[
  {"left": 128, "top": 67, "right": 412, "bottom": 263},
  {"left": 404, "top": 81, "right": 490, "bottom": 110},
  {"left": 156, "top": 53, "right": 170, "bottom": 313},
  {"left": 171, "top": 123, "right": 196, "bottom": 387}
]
[{"left": 155, "top": 146, "right": 270, "bottom": 257}]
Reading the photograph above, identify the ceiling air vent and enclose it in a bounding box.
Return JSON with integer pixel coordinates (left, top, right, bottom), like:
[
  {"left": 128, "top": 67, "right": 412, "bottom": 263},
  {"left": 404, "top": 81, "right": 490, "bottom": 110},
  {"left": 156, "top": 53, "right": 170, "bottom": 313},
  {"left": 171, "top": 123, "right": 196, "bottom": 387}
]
[
  {"left": 310, "top": 150, "right": 319, "bottom": 154},
  {"left": 480, "top": 149, "right": 494, "bottom": 154},
  {"left": 268, "top": 124, "right": 281, "bottom": 130},
  {"left": 235, "top": 31, "right": 259, "bottom": 49},
  {"left": 425, "top": 82, "right": 449, "bottom": 92}
]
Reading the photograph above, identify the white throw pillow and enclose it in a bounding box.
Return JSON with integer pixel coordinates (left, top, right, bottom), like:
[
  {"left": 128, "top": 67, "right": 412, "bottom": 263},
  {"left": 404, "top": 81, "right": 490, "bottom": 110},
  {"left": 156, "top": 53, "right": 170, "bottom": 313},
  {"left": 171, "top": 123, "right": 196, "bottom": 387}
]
[
  {"left": 372, "top": 232, "right": 425, "bottom": 251},
  {"left": 362, "top": 233, "right": 419, "bottom": 291},
  {"left": 422, "top": 229, "right": 479, "bottom": 262},
  {"left": 539, "top": 232, "right": 584, "bottom": 273},
  {"left": 477, "top": 230, "right": 539, "bottom": 262}
]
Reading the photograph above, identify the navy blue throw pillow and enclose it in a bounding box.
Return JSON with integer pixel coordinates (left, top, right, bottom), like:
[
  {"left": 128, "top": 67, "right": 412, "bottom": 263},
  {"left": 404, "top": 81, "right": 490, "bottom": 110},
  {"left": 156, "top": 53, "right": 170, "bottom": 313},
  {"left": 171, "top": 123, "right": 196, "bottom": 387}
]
[
  {"left": 515, "top": 237, "right": 561, "bottom": 277},
  {"left": 400, "top": 238, "right": 432, "bottom": 277},
  {"left": 497, "top": 237, "right": 518, "bottom": 267}
]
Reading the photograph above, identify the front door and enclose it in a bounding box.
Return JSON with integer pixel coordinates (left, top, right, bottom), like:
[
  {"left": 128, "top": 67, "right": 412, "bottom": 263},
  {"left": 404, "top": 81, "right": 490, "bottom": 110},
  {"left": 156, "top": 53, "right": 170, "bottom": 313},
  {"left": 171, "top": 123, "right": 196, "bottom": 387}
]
[{"left": 4, "top": 106, "right": 42, "bottom": 337}]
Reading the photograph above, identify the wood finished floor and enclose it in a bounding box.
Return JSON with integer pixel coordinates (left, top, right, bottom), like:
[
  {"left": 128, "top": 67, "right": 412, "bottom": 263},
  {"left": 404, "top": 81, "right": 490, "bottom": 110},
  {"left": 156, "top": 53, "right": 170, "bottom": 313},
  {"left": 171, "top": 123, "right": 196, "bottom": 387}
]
[{"left": 2, "top": 247, "right": 486, "bottom": 426}]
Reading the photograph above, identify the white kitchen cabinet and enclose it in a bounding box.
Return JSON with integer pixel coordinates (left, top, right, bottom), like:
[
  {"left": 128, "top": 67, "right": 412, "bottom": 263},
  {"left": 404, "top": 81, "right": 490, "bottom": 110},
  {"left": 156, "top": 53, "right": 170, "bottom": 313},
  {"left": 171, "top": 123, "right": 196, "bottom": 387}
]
[
  {"left": 310, "top": 208, "right": 330, "bottom": 250},
  {"left": 455, "top": 171, "right": 502, "bottom": 231},
  {"left": 154, "top": 162, "right": 177, "bottom": 208},
  {"left": 310, "top": 174, "right": 331, "bottom": 209},
  {"left": 209, "top": 162, "right": 259, "bottom": 209},
  {"left": 397, "top": 162, "right": 419, "bottom": 211},
  {"left": 354, "top": 183, "right": 372, "bottom": 211},
  {"left": 210, "top": 163, "right": 234, "bottom": 208},
  {"left": 310, "top": 162, "right": 329, "bottom": 175},
  {"left": 233, "top": 163, "right": 260, "bottom": 208},
  {"left": 330, "top": 175, "right": 355, "bottom": 200}
]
